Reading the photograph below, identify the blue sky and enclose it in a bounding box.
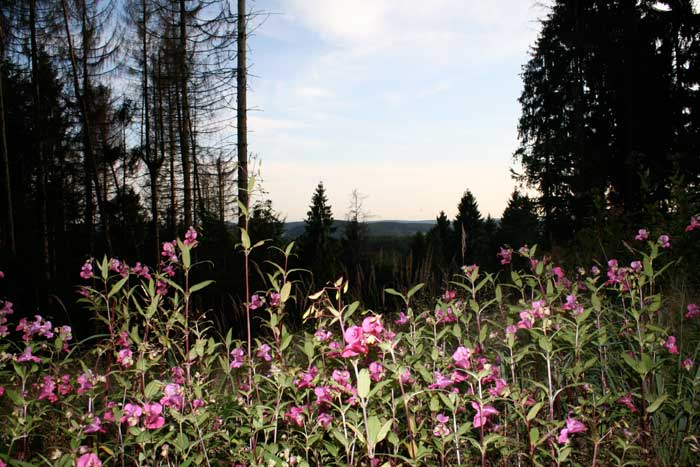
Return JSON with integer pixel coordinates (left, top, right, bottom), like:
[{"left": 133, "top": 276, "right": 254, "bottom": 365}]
[{"left": 246, "top": 0, "right": 552, "bottom": 221}]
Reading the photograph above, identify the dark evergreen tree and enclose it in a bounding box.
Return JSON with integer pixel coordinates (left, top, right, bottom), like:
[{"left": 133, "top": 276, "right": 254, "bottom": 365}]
[
  {"left": 299, "top": 182, "right": 338, "bottom": 284},
  {"left": 453, "top": 190, "right": 484, "bottom": 265},
  {"left": 427, "top": 211, "right": 452, "bottom": 272},
  {"left": 497, "top": 191, "right": 541, "bottom": 251}
]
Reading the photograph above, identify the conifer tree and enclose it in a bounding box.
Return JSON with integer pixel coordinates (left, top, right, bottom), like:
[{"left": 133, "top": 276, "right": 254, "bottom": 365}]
[{"left": 300, "top": 182, "right": 338, "bottom": 284}]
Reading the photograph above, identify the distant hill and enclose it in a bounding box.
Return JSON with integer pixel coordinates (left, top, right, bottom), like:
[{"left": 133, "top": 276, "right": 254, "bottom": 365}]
[{"left": 284, "top": 220, "right": 435, "bottom": 239}]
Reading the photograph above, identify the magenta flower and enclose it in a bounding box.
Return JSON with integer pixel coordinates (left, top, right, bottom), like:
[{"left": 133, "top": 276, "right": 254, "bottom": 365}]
[
  {"left": 183, "top": 226, "right": 198, "bottom": 246},
  {"left": 0, "top": 386, "right": 4, "bottom": 396},
  {"left": 16, "top": 346, "right": 41, "bottom": 363},
  {"left": 317, "top": 412, "right": 332, "bottom": 428},
  {"left": 658, "top": 234, "right": 671, "bottom": 249},
  {"left": 452, "top": 346, "right": 472, "bottom": 370},
  {"left": 517, "top": 310, "right": 534, "bottom": 330},
  {"left": 497, "top": 247, "right": 513, "bottom": 265},
  {"left": 563, "top": 295, "right": 584, "bottom": 316},
  {"left": 160, "top": 383, "right": 185, "bottom": 411},
  {"left": 58, "top": 374, "right": 72, "bottom": 395},
  {"left": 314, "top": 386, "right": 333, "bottom": 406},
  {"left": 428, "top": 371, "right": 453, "bottom": 390},
  {"left": 83, "top": 415, "right": 104, "bottom": 434},
  {"left": 362, "top": 315, "right": 384, "bottom": 340},
  {"left": 663, "top": 335, "right": 680, "bottom": 355},
  {"left": 121, "top": 402, "right": 143, "bottom": 426},
  {"left": 436, "top": 306, "right": 457, "bottom": 324},
  {"left": 488, "top": 378, "right": 509, "bottom": 397},
  {"left": 505, "top": 324, "right": 517, "bottom": 336},
  {"left": 76, "top": 372, "right": 94, "bottom": 395},
  {"left": 471, "top": 401, "right": 498, "bottom": 428},
  {"left": 395, "top": 312, "right": 409, "bottom": 325},
  {"left": 37, "top": 376, "right": 57, "bottom": 403},
  {"left": 284, "top": 405, "right": 307, "bottom": 427},
  {"left": 76, "top": 453, "right": 102, "bottom": 467},
  {"left": 171, "top": 367, "right": 186, "bottom": 384},
  {"left": 117, "top": 348, "right": 133, "bottom": 368},
  {"left": 256, "top": 343, "right": 272, "bottom": 362},
  {"left": 161, "top": 241, "right": 178, "bottom": 262},
  {"left": 630, "top": 261, "right": 642, "bottom": 273},
  {"left": 617, "top": 394, "right": 637, "bottom": 413},
  {"left": 682, "top": 358, "right": 693, "bottom": 371},
  {"left": 143, "top": 402, "right": 165, "bottom": 429},
  {"left": 369, "top": 361, "right": 385, "bottom": 382},
  {"left": 294, "top": 366, "right": 318, "bottom": 389},
  {"left": 80, "top": 260, "right": 94, "bottom": 280},
  {"left": 314, "top": 328, "right": 333, "bottom": 341},
  {"left": 191, "top": 399, "right": 205, "bottom": 411},
  {"left": 433, "top": 413, "right": 451, "bottom": 437},
  {"left": 156, "top": 280, "right": 168, "bottom": 296},
  {"left": 557, "top": 417, "right": 587, "bottom": 444},
  {"left": 269, "top": 292, "right": 281, "bottom": 307},
  {"left": 685, "top": 304, "right": 700, "bottom": 319},
  {"left": 132, "top": 262, "right": 151, "bottom": 280},
  {"left": 398, "top": 368, "right": 414, "bottom": 385},
  {"left": 685, "top": 215, "right": 700, "bottom": 232},
  {"left": 341, "top": 325, "right": 368, "bottom": 358},
  {"left": 332, "top": 369, "right": 351, "bottom": 387},
  {"left": 441, "top": 290, "right": 456, "bottom": 301},
  {"left": 230, "top": 348, "right": 245, "bottom": 369},
  {"left": 635, "top": 229, "right": 649, "bottom": 241},
  {"left": 250, "top": 294, "right": 264, "bottom": 310}
]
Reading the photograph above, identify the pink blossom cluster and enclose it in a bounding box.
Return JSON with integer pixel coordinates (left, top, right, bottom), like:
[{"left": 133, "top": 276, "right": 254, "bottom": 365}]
[
  {"left": 131, "top": 262, "right": 151, "bottom": 280},
  {"left": 557, "top": 417, "right": 586, "bottom": 444},
  {"left": 686, "top": 215, "right": 700, "bottom": 232},
  {"left": 517, "top": 300, "right": 549, "bottom": 329},
  {"left": 0, "top": 300, "right": 13, "bottom": 337},
  {"left": 115, "top": 331, "right": 133, "bottom": 368},
  {"left": 685, "top": 303, "right": 700, "bottom": 319},
  {"left": 497, "top": 247, "right": 513, "bottom": 265},
  {"left": 433, "top": 413, "right": 450, "bottom": 437},
  {"left": 340, "top": 315, "right": 389, "bottom": 358},
  {"left": 230, "top": 347, "right": 245, "bottom": 369},
  {"left": 109, "top": 258, "right": 129, "bottom": 277},
  {"left": 16, "top": 314, "right": 53, "bottom": 341},
  {"left": 183, "top": 226, "right": 198, "bottom": 247},
  {"left": 80, "top": 260, "right": 94, "bottom": 279},
  {"left": 120, "top": 401, "right": 165, "bottom": 429},
  {"left": 562, "top": 295, "right": 584, "bottom": 316}
]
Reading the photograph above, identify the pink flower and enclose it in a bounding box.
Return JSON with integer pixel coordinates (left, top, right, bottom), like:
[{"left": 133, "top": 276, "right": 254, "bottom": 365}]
[
  {"left": 441, "top": 290, "right": 456, "bottom": 301},
  {"left": 191, "top": 399, "right": 205, "bottom": 411},
  {"left": 682, "top": 358, "right": 693, "bottom": 371},
  {"left": 250, "top": 294, "right": 264, "bottom": 310},
  {"left": 685, "top": 304, "right": 700, "bottom": 319},
  {"left": 156, "top": 280, "right": 168, "bottom": 296},
  {"left": 395, "top": 312, "right": 408, "bottom": 325},
  {"left": 103, "top": 402, "right": 116, "bottom": 423},
  {"left": 160, "top": 383, "right": 185, "bottom": 411},
  {"left": 0, "top": 386, "right": 4, "bottom": 396},
  {"left": 76, "top": 372, "right": 94, "bottom": 395},
  {"left": 362, "top": 316, "right": 384, "bottom": 340},
  {"left": 117, "top": 348, "right": 133, "bottom": 368},
  {"left": 398, "top": 368, "right": 414, "bottom": 385},
  {"left": 630, "top": 261, "right": 642, "bottom": 273},
  {"left": 161, "top": 241, "right": 178, "bottom": 262},
  {"left": 183, "top": 226, "right": 198, "bottom": 246},
  {"left": 58, "top": 375, "right": 72, "bottom": 395},
  {"left": 294, "top": 366, "right": 318, "bottom": 389},
  {"left": 341, "top": 325, "right": 368, "bottom": 358},
  {"left": 428, "top": 371, "right": 453, "bottom": 390},
  {"left": 80, "top": 260, "right": 94, "bottom": 280},
  {"left": 284, "top": 405, "right": 307, "bottom": 427},
  {"left": 488, "top": 378, "right": 509, "bottom": 397},
  {"left": 317, "top": 412, "right": 332, "bottom": 427},
  {"left": 116, "top": 331, "right": 130, "bottom": 348},
  {"left": 617, "top": 394, "right": 637, "bottom": 413},
  {"left": 685, "top": 215, "right": 700, "bottom": 232},
  {"left": 471, "top": 401, "right": 498, "bottom": 428},
  {"left": 314, "top": 328, "right": 333, "bottom": 341},
  {"left": 37, "top": 376, "right": 57, "bottom": 403},
  {"left": 314, "top": 386, "right": 333, "bottom": 406},
  {"left": 505, "top": 324, "right": 517, "bottom": 336},
  {"left": 658, "top": 234, "right": 671, "bottom": 249},
  {"left": 171, "top": 367, "right": 186, "bottom": 384},
  {"left": 332, "top": 369, "right": 351, "bottom": 387},
  {"left": 230, "top": 348, "right": 245, "bottom": 369},
  {"left": 131, "top": 262, "right": 151, "bottom": 280},
  {"left": 76, "top": 453, "right": 102, "bottom": 467},
  {"left": 517, "top": 310, "right": 534, "bottom": 329},
  {"left": 663, "top": 335, "right": 680, "bottom": 355},
  {"left": 497, "top": 247, "right": 513, "bottom": 265},
  {"left": 557, "top": 417, "right": 586, "bottom": 444},
  {"left": 143, "top": 402, "right": 165, "bottom": 429},
  {"left": 121, "top": 403, "right": 143, "bottom": 426},
  {"left": 433, "top": 413, "right": 450, "bottom": 437},
  {"left": 269, "top": 292, "right": 281, "bottom": 307},
  {"left": 16, "top": 346, "right": 41, "bottom": 363},
  {"left": 452, "top": 346, "right": 472, "bottom": 370},
  {"left": 84, "top": 416, "right": 104, "bottom": 434},
  {"left": 635, "top": 229, "right": 649, "bottom": 241},
  {"left": 256, "top": 343, "right": 272, "bottom": 362},
  {"left": 369, "top": 361, "right": 385, "bottom": 382},
  {"left": 563, "top": 295, "right": 584, "bottom": 316},
  {"left": 0, "top": 270, "right": 4, "bottom": 279}
]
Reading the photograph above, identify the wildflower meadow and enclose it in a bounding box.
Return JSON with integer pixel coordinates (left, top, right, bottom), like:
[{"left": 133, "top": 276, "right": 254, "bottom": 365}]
[{"left": 1, "top": 217, "right": 700, "bottom": 466}]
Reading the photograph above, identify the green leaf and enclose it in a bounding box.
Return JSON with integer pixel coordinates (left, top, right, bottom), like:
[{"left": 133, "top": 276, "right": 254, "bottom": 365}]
[
  {"left": 240, "top": 229, "right": 251, "bottom": 250},
  {"left": 646, "top": 393, "right": 667, "bottom": 413},
  {"left": 376, "top": 419, "right": 393, "bottom": 445},
  {"left": 144, "top": 380, "right": 161, "bottom": 400},
  {"left": 407, "top": 283, "right": 424, "bottom": 299},
  {"left": 108, "top": 276, "right": 129, "bottom": 298},
  {"left": 527, "top": 402, "right": 544, "bottom": 421},
  {"left": 190, "top": 280, "right": 214, "bottom": 294},
  {"left": 538, "top": 336, "right": 552, "bottom": 353},
  {"left": 280, "top": 281, "right": 292, "bottom": 303},
  {"left": 384, "top": 288, "right": 404, "bottom": 299},
  {"left": 367, "top": 415, "right": 381, "bottom": 447},
  {"left": 357, "top": 368, "right": 371, "bottom": 399}
]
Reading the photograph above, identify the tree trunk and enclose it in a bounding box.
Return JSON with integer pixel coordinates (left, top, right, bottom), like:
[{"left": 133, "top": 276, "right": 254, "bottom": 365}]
[
  {"left": 0, "top": 64, "right": 13, "bottom": 254},
  {"left": 237, "top": 0, "right": 248, "bottom": 227},
  {"left": 178, "top": 0, "right": 192, "bottom": 227}
]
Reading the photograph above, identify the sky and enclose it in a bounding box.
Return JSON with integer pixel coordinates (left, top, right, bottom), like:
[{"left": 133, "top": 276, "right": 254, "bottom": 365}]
[{"left": 245, "top": 0, "right": 553, "bottom": 221}]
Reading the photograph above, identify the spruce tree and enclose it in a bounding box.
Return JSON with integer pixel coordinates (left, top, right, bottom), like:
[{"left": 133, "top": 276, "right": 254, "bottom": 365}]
[{"left": 300, "top": 182, "right": 338, "bottom": 284}]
